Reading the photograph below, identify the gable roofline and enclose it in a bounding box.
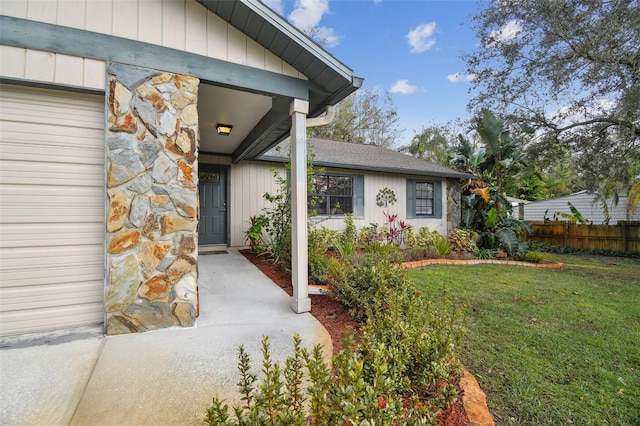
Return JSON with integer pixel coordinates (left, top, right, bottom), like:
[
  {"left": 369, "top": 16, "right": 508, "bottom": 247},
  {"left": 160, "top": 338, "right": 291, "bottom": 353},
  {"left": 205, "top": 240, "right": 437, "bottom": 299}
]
[
  {"left": 525, "top": 190, "right": 591, "bottom": 205},
  {"left": 199, "top": 0, "right": 363, "bottom": 118},
  {"left": 260, "top": 137, "right": 475, "bottom": 180}
]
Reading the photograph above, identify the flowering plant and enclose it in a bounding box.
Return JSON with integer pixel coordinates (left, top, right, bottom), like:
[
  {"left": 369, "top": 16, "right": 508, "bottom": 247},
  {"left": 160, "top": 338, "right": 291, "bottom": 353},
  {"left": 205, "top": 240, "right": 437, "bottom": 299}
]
[{"left": 383, "top": 211, "right": 409, "bottom": 246}]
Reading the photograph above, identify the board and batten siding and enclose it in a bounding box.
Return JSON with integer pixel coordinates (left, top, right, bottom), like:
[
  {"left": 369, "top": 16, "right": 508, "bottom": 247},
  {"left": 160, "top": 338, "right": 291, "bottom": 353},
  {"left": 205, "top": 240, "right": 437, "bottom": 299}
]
[
  {"left": 0, "top": 84, "right": 105, "bottom": 336},
  {"left": 0, "top": 0, "right": 306, "bottom": 92},
  {"left": 198, "top": 158, "right": 450, "bottom": 247},
  {"left": 230, "top": 160, "right": 285, "bottom": 247},
  {"left": 313, "top": 168, "right": 449, "bottom": 235}
]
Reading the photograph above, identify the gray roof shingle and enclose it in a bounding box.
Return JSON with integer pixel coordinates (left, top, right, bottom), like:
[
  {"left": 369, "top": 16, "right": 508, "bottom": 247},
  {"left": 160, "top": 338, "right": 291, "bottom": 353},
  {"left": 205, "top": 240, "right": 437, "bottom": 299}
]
[{"left": 260, "top": 137, "right": 475, "bottom": 179}]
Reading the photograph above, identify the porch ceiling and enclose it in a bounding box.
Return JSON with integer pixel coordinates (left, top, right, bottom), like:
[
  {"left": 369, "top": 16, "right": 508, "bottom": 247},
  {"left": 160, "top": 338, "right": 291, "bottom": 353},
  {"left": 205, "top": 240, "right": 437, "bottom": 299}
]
[
  {"left": 198, "top": 84, "right": 272, "bottom": 155},
  {"left": 197, "top": 0, "right": 363, "bottom": 163}
]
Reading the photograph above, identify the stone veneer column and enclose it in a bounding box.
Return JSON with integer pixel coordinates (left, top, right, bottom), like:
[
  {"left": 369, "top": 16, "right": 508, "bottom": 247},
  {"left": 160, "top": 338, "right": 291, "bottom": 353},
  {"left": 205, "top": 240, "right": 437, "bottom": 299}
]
[
  {"left": 447, "top": 179, "right": 461, "bottom": 234},
  {"left": 104, "top": 62, "right": 200, "bottom": 335}
]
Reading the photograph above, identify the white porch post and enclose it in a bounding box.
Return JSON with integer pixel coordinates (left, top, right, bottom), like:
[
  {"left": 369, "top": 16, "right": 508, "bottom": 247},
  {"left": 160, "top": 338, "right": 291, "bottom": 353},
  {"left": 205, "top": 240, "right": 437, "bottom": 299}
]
[{"left": 289, "top": 99, "right": 311, "bottom": 313}]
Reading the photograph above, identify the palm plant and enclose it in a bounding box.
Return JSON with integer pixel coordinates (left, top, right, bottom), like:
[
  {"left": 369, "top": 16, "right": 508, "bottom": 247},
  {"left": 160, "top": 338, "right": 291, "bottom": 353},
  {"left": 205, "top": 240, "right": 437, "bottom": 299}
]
[
  {"left": 473, "top": 109, "right": 528, "bottom": 194},
  {"left": 448, "top": 133, "right": 485, "bottom": 175}
]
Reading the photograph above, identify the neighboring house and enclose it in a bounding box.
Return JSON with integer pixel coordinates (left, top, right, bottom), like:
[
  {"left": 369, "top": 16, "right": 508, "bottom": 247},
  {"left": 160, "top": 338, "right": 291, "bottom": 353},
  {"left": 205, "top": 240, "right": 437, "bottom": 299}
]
[
  {"left": 507, "top": 196, "right": 530, "bottom": 220},
  {"left": 521, "top": 191, "right": 640, "bottom": 224},
  {"left": 0, "top": 0, "right": 361, "bottom": 337},
  {"left": 258, "top": 138, "right": 474, "bottom": 236}
]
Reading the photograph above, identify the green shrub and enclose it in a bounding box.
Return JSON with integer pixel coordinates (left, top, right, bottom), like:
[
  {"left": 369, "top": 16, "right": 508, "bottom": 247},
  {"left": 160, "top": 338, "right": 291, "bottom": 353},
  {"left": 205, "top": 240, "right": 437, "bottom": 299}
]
[
  {"left": 527, "top": 241, "right": 640, "bottom": 259},
  {"left": 359, "top": 224, "right": 383, "bottom": 246},
  {"left": 308, "top": 227, "right": 341, "bottom": 283},
  {"left": 525, "top": 251, "right": 544, "bottom": 263},
  {"left": 333, "top": 255, "right": 385, "bottom": 322},
  {"left": 403, "top": 227, "right": 417, "bottom": 248},
  {"left": 310, "top": 253, "right": 346, "bottom": 285},
  {"left": 205, "top": 333, "right": 439, "bottom": 425},
  {"left": 207, "top": 256, "right": 465, "bottom": 425},
  {"left": 403, "top": 247, "right": 429, "bottom": 262},
  {"left": 358, "top": 242, "right": 405, "bottom": 265},
  {"left": 405, "top": 227, "right": 440, "bottom": 252},
  {"left": 448, "top": 229, "right": 477, "bottom": 253},
  {"left": 474, "top": 248, "right": 496, "bottom": 259},
  {"left": 331, "top": 256, "right": 464, "bottom": 394},
  {"left": 340, "top": 213, "right": 358, "bottom": 246},
  {"left": 513, "top": 250, "right": 544, "bottom": 263},
  {"left": 244, "top": 215, "right": 269, "bottom": 250},
  {"left": 434, "top": 234, "right": 451, "bottom": 257},
  {"left": 359, "top": 283, "right": 463, "bottom": 394},
  {"left": 309, "top": 227, "right": 338, "bottom": 253},
  {"left": 336, "top": 239, "right": 357, "bottom": 261}
]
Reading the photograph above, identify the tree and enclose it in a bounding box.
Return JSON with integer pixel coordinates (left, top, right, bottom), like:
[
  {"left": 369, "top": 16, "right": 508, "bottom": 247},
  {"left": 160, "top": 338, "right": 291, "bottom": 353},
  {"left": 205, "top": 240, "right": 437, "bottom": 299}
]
[
  {"left": 400, "top": 120, "right": 469, "bottom": 166},
  {"left": 401, "top": 125, "right": 450, "bottom": 166},
  {"left": 448, "top": 110, "right": 528, "bottom": 194},
  {"left": 448, "top": 133, "right": 485, "bottom": 175},
  {"left": 465, "top": 0, "right": 640, "bottom": 197},
  {"left": 308, "top": 89, "right": 402, "bottom": 148}
]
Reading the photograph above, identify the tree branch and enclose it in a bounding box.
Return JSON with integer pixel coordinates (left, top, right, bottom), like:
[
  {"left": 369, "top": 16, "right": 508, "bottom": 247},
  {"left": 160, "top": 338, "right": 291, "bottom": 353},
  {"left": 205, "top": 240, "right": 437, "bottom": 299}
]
[{"left": 552, "top": 117, "right": 640, "bottom": 136}]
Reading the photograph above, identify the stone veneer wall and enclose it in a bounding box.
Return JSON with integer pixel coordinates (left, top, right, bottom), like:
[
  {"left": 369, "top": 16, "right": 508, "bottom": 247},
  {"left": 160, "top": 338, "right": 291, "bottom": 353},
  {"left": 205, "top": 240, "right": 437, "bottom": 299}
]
[
  {"left": 446, "top": 179, "right": 462, "bottom": 234},
  {"left": 104, "top": 63, "right": 200, "bottom": 335}
]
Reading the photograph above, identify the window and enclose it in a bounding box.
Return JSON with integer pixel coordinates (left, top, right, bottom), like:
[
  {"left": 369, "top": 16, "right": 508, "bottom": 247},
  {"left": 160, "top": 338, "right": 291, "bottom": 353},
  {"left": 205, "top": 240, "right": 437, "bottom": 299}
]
[
  {"left": 406, "top": 179, "right": 442, "bottom": 219},
  {"left": 310, "top": 174, "right": 363, "bottom": 216},
  {"left": 415, "top": 182, "right": 434, "bottom": 215}
]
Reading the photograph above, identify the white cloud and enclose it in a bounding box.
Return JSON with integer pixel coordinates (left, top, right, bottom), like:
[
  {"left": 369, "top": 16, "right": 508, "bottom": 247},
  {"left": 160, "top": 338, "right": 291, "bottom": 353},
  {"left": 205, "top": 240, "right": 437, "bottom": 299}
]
[
  {"left": 488, "top": 19, "right": 522, "bottom": 45},
  {"left": 390, "top": 79, "right": 418, "bottom": 95},
  {"left": 551, "top": 99, "right": 617, "bottom": 126},
  {"left": 286, "top": 0, "right": 341, "bottom": 47},
  {"left": 262, "top": 0, "right": 284, "bottom": 15},
  {"left": 373, "top": 0, "right": 383, "bottom": 3},
  {"left": 447, "top": 72, "right": 476, "bottom": 83},
  {"left": 312, "top": 26, "right": 341, "bottom": 48},
  {"left": 288, "top": 0, "right": 329, "bottom": 29},
  {"left": 406, "top": 22, "right": 437, "bottom": 53}
]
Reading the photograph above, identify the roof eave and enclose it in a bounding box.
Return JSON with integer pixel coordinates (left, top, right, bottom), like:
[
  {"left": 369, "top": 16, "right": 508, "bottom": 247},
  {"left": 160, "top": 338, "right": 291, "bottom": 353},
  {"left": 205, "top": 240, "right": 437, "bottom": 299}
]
[
  {"left": 260, "top": 155, "right": 475, "bottom": 180},
  {"left": 198, "top": 0, "right": 360, "bottom": 100}
]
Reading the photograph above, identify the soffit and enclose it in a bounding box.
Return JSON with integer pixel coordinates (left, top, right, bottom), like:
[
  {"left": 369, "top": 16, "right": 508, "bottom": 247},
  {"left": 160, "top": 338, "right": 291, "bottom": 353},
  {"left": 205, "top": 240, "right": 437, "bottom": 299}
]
[{"left": 197, "top": 0, "right": 362, "bottom": 118}]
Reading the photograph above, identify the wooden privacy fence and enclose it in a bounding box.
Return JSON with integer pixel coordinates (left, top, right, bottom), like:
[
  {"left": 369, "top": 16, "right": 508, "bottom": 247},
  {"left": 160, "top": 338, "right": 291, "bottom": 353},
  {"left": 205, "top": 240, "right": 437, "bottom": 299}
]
[{"left": 524, "top": 221, "right": 640, "bottom": 253}]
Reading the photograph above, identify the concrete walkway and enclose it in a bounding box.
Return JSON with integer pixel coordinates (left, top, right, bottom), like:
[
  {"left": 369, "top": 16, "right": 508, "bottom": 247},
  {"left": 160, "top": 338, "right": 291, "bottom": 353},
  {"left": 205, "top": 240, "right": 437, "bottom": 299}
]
[{"left": 0, "top": 249, "right": 331, "bottom": 426}]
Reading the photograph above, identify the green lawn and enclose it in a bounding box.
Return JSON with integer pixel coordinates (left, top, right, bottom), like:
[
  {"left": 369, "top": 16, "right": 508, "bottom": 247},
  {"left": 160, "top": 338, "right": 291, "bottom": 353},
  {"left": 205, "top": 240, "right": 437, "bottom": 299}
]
[{"left": 408, "top": 254, "right": 640, "bottom": 425}]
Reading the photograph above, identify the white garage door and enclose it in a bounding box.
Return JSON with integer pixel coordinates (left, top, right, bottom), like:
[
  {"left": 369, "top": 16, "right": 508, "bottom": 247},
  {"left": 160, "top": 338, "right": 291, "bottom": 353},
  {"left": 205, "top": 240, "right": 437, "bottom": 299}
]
[{"left": 0, "top": 84, "right": 105, "bottom": 337}]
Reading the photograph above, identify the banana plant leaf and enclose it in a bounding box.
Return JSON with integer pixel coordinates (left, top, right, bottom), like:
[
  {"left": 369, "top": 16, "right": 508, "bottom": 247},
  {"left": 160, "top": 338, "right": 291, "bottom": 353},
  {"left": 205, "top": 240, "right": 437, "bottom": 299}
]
[
  {"left": 496, "top": 229, "right": 520, "bottom": 256},
  {"left": 484, "top": 207, "right": 498, "bottom": 229}
]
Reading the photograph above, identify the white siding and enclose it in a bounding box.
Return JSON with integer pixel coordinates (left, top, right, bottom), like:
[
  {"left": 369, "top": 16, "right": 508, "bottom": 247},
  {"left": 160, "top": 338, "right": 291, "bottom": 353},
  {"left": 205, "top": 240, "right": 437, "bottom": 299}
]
[
  {"left": 205, "top": 158, "right": 451, "bottom": 246},
  {"left": 0, "top": 45, "right": 106, "bottom": 91},
  {"left": 0, "top": 0, "right": 307, "bottom": 90},
  {"left": 313, "top": 167, "right": 448, "bottom": 235},
  {"left": 0, "top": 85, "right": 105, "bottom": 336},
  {"left": 522, "top": 192, "right": 640, "bottom": 224},
  {"left": 199, "top": 156, "right": 285, "bottom": 247},
  {"left": 230, "top": 161, "right": 284, "bottom": 247}
]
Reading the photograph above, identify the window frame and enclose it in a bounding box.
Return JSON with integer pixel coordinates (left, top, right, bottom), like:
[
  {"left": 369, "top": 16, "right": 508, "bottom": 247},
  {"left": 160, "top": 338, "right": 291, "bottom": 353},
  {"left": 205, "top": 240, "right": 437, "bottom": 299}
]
[
  {"left": 406, "top": 179, "right": 442, "bottom": 219},
  {"left": 415, "top": 181, "right": 435, "bottom": 216},
  {"left": 309, "top": 172, "right": 364, "bottom": 217}
]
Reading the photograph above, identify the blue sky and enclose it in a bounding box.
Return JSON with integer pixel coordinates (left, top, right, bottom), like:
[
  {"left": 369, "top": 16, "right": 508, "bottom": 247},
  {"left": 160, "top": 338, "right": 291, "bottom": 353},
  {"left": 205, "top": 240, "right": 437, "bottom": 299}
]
[{"left": 263, "top": 0, "right": 482, "bottom": 147}]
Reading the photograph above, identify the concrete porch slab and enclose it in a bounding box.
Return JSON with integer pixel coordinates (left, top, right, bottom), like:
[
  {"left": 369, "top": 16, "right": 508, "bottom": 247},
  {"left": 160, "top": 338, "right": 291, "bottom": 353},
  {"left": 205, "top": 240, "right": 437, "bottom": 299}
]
[{"left": 1, "top": 250, "right": 331, "bottom": 426}]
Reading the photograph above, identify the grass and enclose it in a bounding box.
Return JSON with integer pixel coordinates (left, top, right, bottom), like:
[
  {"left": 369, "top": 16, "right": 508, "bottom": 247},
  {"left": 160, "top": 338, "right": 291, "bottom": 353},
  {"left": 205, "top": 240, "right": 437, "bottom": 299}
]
[{"left": 408, "top": 253, "right": 640, "bottom": 425}]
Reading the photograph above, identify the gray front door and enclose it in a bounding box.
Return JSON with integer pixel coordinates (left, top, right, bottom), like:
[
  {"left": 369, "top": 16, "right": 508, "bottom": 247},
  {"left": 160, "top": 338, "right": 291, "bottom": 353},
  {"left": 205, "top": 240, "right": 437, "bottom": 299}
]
[{"left": 199, "top": 168, "right": 227, "bottom": 245}]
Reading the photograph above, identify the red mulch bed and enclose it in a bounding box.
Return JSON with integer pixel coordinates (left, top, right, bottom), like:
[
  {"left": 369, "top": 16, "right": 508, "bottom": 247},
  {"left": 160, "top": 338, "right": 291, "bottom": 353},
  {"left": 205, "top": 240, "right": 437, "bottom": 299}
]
[{"left": 239, "top": 249, "right": 470, "bottom": 426}]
